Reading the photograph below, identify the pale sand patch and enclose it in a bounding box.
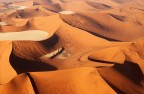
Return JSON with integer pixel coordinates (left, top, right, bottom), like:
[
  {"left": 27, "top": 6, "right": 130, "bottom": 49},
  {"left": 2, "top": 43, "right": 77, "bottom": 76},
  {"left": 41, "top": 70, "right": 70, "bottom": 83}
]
[
  {"left": 42, "top": 47, "right": 63, "bottom": 58},
  {"left": 0, "top": 30, "right": 48, "bottom": 41},
  {"left": 59, "top": 11, "right": 75, "bottom": 14},
  {"left": 0, "top": 22, "right": 8, "bottom": 26},
  {"left": 17, "top": 6, "right": 28, "bottom": 10},
  {"left": 9, "top": 4, "right": 28, "bottom": 10}
]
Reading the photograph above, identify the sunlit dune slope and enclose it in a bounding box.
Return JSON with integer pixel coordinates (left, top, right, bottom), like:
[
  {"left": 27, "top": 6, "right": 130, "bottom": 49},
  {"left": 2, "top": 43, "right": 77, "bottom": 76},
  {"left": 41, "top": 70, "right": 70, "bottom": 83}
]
[
  {"left": 0, "top": 74, "right": 35, "bottom": 94},
  {"left": 29, "top": 67, "right": 116, "bottom": 94},
  {"left": 0, "top": 41, "right": 16, "bottom": 84}
]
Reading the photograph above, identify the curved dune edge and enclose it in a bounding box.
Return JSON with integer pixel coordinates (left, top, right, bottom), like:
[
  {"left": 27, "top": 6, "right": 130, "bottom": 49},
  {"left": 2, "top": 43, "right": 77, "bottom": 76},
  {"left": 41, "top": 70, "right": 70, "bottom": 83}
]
[
  {"left": 28, "top": 14, "right": 62, "bottom": 37},
  {"left": 0, "top": 74, "right": 35, "bottom": 94},
  {"left": 29, "top": 67, "right": 116, "bottom": 94},
  {"left": 88, "top": 47, "right": 126, "bottom": 64},
  {"left": 0, "top": 41, "right": 17, "bottom": 84},
  {"left": 60, "top": 12, "right": 144, "bottom": 41},
  {"left": 0, "top": 15, "right": 62, "bottom": 84},
  {"left": 0, "top": 67, "right": 116, "bottom": 94},
  {"left": 5, "top": 18, "right": 29, "bottom": 27},
  {"left": 98, "top": 67, "right": 144, "bottom": 94},
  {"left": 0, "top": 14, "right": 62, "bottom": 34},
  {"left": 0, "top": 30, "right": 49, "bottom": 41}
]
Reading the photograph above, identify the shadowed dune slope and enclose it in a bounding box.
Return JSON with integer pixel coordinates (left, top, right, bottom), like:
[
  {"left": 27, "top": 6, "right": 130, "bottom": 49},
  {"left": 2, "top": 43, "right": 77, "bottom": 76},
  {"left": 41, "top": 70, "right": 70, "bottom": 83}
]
[
  {"left": 60, "top": 12, "right": 144, "bottom": 41},
  {"left": 98, "top": 66, "right": 144, "bottom": 94}
]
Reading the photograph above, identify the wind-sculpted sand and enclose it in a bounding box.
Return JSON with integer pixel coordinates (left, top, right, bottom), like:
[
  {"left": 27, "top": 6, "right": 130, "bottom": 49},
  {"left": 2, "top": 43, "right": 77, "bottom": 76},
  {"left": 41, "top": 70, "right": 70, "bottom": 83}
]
[{"left": 0, "top": 0, "right": 144, "bottom": 94}]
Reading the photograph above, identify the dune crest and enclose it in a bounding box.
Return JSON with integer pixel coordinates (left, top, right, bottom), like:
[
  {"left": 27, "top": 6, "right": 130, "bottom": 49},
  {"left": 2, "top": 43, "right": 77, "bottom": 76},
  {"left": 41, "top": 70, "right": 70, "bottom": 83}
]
[
  {"left": 0, "top": 74, "right": 35, "bottom": 94},
  {"left": 0, "top": 41, "right": 17, "bottom": 84},
  {"left": 30, "top": 67, "right": 116, "bottom": 94}
]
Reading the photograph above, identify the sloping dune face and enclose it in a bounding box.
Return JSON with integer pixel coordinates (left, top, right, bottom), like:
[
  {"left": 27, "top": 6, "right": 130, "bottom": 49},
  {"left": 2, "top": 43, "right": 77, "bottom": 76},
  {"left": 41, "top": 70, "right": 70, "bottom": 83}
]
[
  {"left": 0, "top": 74, "right": 35, "bottom": 94},
  {"left": 30, "top": 68, "right": 116, "bottom": 94},
  {"left": 0, "top": 0, "right": 144, "bottom": 94},
  {"left": 0, "top": 41, "right": 16, "bottom": 84}
]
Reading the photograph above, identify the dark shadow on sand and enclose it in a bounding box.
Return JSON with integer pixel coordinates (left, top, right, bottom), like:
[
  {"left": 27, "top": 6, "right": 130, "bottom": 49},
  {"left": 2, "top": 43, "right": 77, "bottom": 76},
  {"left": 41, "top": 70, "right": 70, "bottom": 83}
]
[
  {"left": 10, "top": 52, "right": 57, "bottom": 74},
  {"left": 114, "top": 61, "right": 144, "bottom": 86}
]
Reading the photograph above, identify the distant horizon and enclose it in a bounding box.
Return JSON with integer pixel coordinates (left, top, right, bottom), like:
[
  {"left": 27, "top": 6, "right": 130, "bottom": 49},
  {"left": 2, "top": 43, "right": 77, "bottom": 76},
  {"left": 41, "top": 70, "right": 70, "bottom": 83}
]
[{"left": 0, "top": 0, "right": 31, "bottom": 3}]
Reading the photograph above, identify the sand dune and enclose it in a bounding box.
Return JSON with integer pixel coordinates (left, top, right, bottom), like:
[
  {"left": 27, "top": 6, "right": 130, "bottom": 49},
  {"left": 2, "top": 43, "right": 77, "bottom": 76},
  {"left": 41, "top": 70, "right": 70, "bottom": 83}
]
[
  {"left": 0, "top": 41, "right": 16, "bottom": 84},
  {"left": 0, "top": 0, "right": 144, "bottom": 94},
  {"left": 60, "top": 12, "right": 144, "bottom": 41},
  {"left": 29, "top": 67, "right": 116, "bottom": 94},
  {"left": 98, "top": 67, "right": 144, "bottom": 94},
  {"left": 2, "top": 8, "right": 50, "bottom": 19},
  {"left": 0, "top": 74, "right": 35, "bottom": 94},
  {"left": 89, "top": 47, "right": 125, "bottom": 64}
]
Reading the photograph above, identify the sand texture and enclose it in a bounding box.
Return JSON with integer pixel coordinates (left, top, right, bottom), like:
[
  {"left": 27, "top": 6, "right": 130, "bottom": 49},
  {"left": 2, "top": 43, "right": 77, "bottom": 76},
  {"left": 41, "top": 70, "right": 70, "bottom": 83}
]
[{"left": 0, "top": 0, "right": 144, "bottom": 94}]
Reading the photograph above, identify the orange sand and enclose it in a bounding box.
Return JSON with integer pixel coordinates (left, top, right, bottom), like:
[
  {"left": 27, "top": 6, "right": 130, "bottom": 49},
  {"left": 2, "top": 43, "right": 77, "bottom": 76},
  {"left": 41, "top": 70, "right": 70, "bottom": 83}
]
[{"left": 0, "top": 0, "right": 144, "bottom": 94}]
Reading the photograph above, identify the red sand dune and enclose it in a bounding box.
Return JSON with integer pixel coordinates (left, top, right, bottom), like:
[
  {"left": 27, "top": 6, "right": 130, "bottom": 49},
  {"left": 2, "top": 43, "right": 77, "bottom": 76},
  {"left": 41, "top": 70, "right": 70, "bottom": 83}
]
[
  {"left": 0, "top": 74, "right": 35, "bottom": 94},
  {"left": 29, "top": 67, "right": 116, "bottom": 94},
  {"left": 0, "top": 0, "right": 144, "bottom": 94},
  {"left": 0, "top": 41, "right": 16, "bottom": 84}
]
